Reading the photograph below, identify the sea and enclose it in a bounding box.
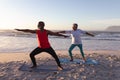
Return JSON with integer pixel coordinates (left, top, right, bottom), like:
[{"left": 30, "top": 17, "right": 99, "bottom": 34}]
[{"left": 0, "top": 30, "right": 120, "bottom": 53}]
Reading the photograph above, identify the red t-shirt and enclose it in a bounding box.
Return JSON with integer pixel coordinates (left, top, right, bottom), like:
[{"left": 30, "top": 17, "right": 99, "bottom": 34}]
[{"left": 36, "top": 29, "right": 50, "bottom": 48}]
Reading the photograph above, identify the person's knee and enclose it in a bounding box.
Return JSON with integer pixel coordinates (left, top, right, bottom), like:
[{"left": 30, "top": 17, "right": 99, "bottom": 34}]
[
  {"left": 30, "top": 53, "right": 34, "bottom": 58},
  {"left": 68, "top": 49, "right": 71, "bottom": 53}
]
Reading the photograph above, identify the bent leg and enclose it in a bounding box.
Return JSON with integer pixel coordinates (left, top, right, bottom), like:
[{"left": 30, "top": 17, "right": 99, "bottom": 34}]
[
  {"left": 68, "top": 44, "right": 76, "bottom": 61},
  {"left": 30, "top": 47, "right": 43, "bottom": 67},
  {"left": 45, "top": 47, "right": 62, "bottom": 68},
  {"left": 77, "top": 44, "right": 86, "bottom": 61}
]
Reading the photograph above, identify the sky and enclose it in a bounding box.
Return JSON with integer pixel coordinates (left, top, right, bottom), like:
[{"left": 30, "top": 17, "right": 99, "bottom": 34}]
[{"left": 0, "top": 0, "right": 120, "bottom": 30}]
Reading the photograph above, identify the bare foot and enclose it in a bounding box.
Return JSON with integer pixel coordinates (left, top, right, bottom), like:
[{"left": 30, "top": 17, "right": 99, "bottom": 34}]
[
  {"left": 58, "top": 66, "right": 63, "bottom": 71},
  {"left": 83, "top": 58, "right": 86, "bottom": 62}
]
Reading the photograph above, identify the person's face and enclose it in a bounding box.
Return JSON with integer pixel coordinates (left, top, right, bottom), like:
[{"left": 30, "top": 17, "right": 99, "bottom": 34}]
[
  {"left": 72, "top": 24, "right": 77, "bottom": 30},
  {"left": 38, "top": 22, "right": 44, "bottom": 30}
]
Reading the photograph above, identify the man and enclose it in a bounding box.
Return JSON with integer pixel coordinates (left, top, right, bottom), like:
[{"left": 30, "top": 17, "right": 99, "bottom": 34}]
[
  {"left": 57, "top": 23, "right": 94, "bottom": 61},
  {"left": 16, "top": 21, "right": 67, "bottom": 70}
]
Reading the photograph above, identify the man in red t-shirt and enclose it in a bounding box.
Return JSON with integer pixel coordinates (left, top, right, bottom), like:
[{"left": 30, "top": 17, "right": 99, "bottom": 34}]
[{"left": 16, "top": 21, "right": 67, "bottom": 70}]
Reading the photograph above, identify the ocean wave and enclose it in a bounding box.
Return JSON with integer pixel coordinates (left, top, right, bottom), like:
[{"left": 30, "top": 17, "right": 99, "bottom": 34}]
[
  {"left": 0, "top": 30, "right": 120, "bottom": 41},
  {"left": 82, "top": 37, "right": 120, "bottom": 41}
]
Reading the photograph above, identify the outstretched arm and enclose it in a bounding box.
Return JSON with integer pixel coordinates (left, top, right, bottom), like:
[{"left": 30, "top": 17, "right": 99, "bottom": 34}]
[
  {"left": 15, "top": 29, "right": 36, "bottom": 33},
  {"left": 56, "top": 31, "right": 66, "bottom": 33},
  {"left": 86, "top": 32, "right": 94, "bottom": 37},
  {"left": 47, "top": 30, "right": 69, "bottom": 37}
]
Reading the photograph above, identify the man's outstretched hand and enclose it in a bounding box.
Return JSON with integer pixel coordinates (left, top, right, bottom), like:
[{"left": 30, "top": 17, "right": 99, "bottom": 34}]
[{"left": 15, "top": 29, "right": 20, "bottom": 31}]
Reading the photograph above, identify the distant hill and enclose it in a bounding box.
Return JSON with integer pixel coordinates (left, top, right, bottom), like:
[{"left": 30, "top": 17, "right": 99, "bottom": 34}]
[{"left": 106, "top": 26, "right": 120, "bottom": 32}]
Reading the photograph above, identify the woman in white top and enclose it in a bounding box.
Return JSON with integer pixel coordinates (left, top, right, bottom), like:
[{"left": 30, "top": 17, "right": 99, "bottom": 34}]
[{"left": 57, "top": 23, "right": 94, "bottom": 61}]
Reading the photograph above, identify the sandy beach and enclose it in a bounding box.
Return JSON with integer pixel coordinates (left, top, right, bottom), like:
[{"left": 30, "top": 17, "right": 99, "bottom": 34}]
[{"left": 0, "top": 50, "right": 120, "bottom": 80}]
